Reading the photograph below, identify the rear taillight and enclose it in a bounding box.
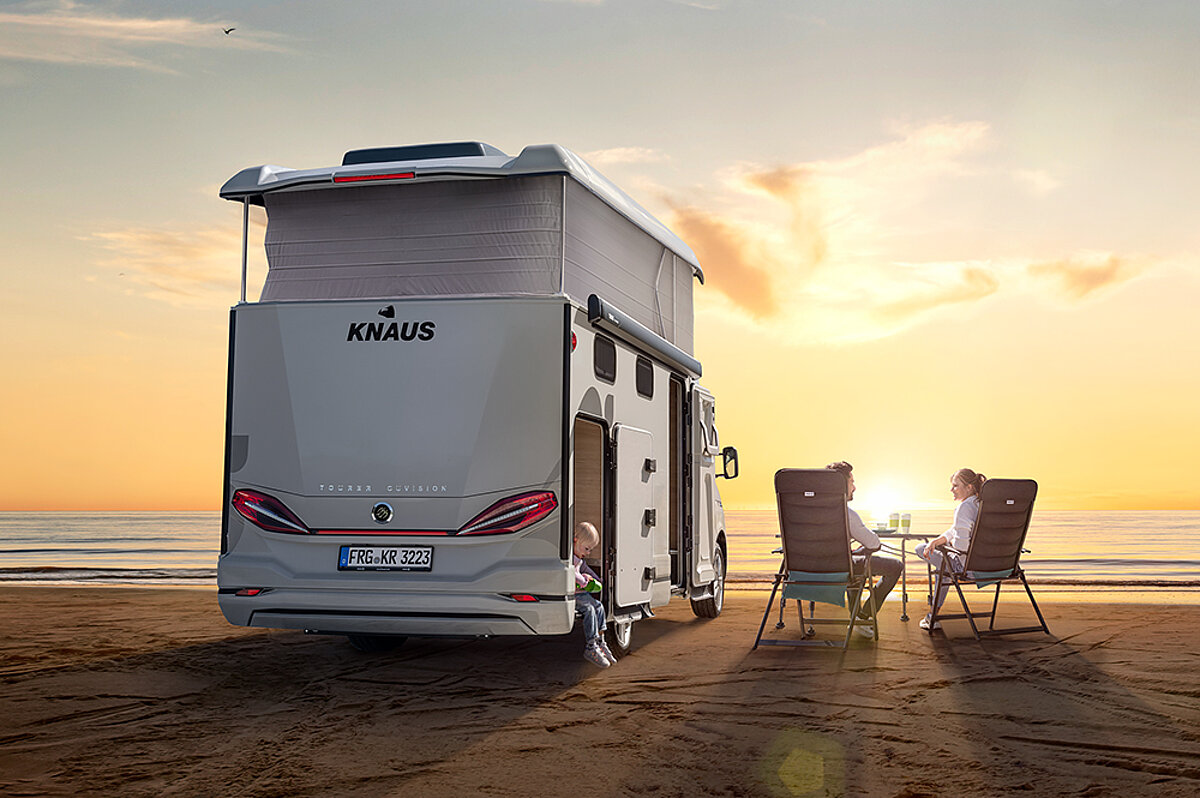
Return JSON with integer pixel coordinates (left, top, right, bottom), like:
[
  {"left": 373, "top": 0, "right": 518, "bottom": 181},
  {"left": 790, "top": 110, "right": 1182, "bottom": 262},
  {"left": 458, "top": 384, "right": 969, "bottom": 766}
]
[
  {"left": 231, "top": 489, "right": 310, "bottom": 534},
  {"left": 458, "top": 491, "right": 558, "bottom": 536}
]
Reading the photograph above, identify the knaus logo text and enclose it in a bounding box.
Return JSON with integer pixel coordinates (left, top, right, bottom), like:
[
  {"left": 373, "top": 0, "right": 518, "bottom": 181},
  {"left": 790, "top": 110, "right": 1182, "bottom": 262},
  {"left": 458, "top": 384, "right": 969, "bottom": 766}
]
[
  {"left": 347, "top": 306, "right": 435, "bottom": 342},
  {"left": 347, "top": 320, "right": 435, "bottom": 342}
]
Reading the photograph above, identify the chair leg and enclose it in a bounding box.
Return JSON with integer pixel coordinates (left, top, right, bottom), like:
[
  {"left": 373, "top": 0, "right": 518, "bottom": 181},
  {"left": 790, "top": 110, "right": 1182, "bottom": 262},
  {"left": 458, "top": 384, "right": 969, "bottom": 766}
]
[
  {"left": 926, "top": 558, "right": 934, "bottom": 608},
  {"left": 868, "top": 569, "right": 880, "bottom": 640},
  {"left": 798, "top": 599, "right": 815, "bottom": 638},
  {"left": 989, "top": 583, "right": 1001, "bottom": 630},
  {"left": 953, "top": 578, "right": 982, "bottom": 640},
  {"left": 1021, "top": 573, "right": 1051, "bottom": 634},
  {"left": 776, "top": 596, "right": 787, "bottom": 630},
  {"left": 928, "top": 564, "right": 946, "bottom": 633},
  {"left": 843, "top": 587, "right": 860, "bottom": 650},
  {"left": 754, "top": 575, "right": 783, "bottom": 650}
]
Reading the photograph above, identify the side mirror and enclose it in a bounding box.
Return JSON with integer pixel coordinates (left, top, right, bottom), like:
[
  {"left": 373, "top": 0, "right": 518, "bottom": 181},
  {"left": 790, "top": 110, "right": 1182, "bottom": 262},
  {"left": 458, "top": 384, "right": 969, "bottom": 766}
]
[{"left": 718, "top": 446, "right": 739, "bottom": 479}]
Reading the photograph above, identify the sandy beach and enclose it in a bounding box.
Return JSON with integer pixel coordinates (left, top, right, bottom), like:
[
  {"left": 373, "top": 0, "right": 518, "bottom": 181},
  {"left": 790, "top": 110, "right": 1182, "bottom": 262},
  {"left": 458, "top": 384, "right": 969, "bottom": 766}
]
[{"left": 1, "top": 587, "right": 1198, "bottom": 797}]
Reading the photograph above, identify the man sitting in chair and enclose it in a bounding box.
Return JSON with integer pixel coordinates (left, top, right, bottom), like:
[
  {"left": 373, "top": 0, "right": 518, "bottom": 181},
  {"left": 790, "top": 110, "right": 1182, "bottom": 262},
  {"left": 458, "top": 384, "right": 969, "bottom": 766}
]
[{"left": 826, "top": 461, "right": 904, "bottom": 638}]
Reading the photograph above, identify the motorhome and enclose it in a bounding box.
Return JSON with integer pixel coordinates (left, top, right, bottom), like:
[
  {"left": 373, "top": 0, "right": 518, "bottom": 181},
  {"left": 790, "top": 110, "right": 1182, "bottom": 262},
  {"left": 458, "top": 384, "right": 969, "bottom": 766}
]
[{"left": 216, "top": 141, "right": 738, "bottom": 656}]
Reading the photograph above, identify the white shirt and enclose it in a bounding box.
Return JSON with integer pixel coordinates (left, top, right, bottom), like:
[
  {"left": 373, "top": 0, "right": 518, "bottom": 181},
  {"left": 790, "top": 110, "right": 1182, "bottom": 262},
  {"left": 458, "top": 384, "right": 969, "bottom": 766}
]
[
  {"left": 847, "top": 508, "right": 881, "bottom": 551},
  {"left": 572, "top": 554, "right": 598, "bottom": 588},
  {"left": 946, "top": 494, "right": 980, "bottom": 552}
]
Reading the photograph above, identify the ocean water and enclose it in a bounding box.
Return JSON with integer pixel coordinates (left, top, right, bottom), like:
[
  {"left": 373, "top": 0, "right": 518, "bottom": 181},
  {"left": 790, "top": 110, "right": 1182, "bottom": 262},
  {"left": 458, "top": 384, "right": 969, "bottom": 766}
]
[
  {"left": 0, "top": 513, "right": 217, "bottom": 584},
  {"left": 1, "top": 510, "right": 1198, "bottom": 588},
  {"left": 724, "top": 508, "right": 1200, "bottom": 586}
]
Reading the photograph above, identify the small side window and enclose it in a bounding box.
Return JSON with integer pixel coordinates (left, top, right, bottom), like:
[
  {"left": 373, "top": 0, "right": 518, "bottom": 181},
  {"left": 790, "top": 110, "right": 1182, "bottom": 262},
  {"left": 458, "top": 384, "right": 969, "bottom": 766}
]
[
  {"left": 635, "top": 357, "right": 654, "bottom": 399},
  {"left": 594, "top": 335, "right": 616, "bottom": 383},
  {"left": 704, "top": 402, "right": 719, "bottom": 454}
]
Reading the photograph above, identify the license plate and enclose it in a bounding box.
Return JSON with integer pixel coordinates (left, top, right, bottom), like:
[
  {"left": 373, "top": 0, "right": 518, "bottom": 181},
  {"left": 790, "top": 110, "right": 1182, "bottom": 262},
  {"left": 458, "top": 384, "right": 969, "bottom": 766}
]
[{"left": 338, "top": 545, "right": 433, "bottom": 572}]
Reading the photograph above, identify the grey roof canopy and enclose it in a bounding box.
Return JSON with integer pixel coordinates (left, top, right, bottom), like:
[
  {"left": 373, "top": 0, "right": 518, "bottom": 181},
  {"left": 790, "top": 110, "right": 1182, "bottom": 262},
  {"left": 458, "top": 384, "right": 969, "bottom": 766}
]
[{"left": 220, "top": 143, "right": 703, "bottom": 354}]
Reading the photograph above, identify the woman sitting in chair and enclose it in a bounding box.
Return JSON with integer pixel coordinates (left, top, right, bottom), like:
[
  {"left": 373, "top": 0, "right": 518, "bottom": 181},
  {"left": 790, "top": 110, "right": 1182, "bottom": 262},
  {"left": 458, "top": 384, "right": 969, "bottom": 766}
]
[{"left": 915, "top": 468, "right": 986, "bottom": 631}]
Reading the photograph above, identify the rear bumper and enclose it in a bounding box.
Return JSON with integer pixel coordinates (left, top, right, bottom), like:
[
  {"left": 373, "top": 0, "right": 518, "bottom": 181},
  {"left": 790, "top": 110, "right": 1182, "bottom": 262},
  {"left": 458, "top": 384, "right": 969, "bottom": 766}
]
[{"left": 219, "top": 587, "right": 575, "bottom": 637}]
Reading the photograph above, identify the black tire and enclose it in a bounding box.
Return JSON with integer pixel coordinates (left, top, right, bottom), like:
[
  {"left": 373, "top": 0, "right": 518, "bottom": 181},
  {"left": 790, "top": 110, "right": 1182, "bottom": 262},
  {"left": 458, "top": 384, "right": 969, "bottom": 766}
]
[
  {"left": 690, "top": 545, "right": 725, "bottom": 619},
  {"left": 347, "top": 634, "right": 407, "bottom": 653},
  {"left": 605, "top": 617, "right": 634, "bottom": 659}
]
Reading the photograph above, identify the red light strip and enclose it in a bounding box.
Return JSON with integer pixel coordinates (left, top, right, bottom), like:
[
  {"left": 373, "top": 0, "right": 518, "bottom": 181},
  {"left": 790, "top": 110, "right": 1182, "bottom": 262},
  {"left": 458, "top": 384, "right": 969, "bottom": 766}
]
[
  {"left": 314, "top": 529, "right": 450, "bottom": 536},
  {"left": 333, "top": 172, "right": 416, "bottom": 183}
]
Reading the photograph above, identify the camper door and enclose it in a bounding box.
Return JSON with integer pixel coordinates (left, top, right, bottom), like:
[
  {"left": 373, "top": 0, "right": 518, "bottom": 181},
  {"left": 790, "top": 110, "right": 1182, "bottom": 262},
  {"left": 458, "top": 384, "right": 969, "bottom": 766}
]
[
  {"left": 612, "top": 424, "right": 656, "bottom": 608},
  {"left": 690, "top": 387, "right": 719, "bottom": 586}
]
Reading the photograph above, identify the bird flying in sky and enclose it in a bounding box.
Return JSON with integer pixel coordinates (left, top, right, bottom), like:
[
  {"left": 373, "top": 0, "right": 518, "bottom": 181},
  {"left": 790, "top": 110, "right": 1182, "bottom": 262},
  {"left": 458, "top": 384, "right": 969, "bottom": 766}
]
[{"left": 223, "top": 27, "right": 236, "bottom": 35}]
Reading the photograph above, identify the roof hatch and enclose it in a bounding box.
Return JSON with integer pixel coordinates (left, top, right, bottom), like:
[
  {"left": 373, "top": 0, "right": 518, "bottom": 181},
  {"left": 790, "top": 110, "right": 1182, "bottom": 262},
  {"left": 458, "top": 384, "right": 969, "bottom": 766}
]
[{"left": 342, "top": 141, "right": 506, "bottom": 166}]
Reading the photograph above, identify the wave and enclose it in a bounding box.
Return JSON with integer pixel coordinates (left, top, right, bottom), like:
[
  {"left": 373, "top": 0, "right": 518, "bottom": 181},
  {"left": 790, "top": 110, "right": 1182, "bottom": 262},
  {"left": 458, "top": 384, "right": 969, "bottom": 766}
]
[
  {"left": 1024, "top": 558, "right": 1200, "bottom": 567},
  {"left": 726, "top": 574, "right": 1200, "bottom": 587},
  {"left": 0, "top": 567, "right": 216, "bottom": 582},
  {"left": 0, "top": 548, "right": 206, "bottom": 555}
]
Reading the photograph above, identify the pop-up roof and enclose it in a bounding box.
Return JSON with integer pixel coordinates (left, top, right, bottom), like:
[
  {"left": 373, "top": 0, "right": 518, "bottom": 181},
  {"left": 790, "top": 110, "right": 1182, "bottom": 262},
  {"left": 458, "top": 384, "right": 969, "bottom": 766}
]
[
  {"left": 220, "top": 142, "right": 701, "bottom": 354},
  {"left": 221, "top": 141, "right": 701, "bottom": 277}
]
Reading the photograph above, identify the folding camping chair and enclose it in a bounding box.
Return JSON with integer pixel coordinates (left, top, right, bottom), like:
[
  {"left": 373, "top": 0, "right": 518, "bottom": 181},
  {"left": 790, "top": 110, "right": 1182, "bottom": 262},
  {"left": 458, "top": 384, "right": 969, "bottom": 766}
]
[
  {"left": 927, "top": 478, "right": 1051, "bottom": 639},
  {"left": 753, "top": 469, "right": 878, "bottom": 649}
]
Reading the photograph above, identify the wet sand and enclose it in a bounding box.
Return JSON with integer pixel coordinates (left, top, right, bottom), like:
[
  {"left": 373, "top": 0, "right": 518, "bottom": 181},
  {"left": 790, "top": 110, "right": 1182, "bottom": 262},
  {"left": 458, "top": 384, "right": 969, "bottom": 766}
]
[{"left": 1, "top": 587, "right": 1198, "bottom": 797}]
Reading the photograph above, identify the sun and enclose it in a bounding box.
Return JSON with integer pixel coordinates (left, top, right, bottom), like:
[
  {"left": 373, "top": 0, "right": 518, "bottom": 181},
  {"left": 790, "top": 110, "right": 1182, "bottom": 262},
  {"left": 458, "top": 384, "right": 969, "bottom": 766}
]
[{"left": 853, "top": 482, "right": 906, "bottom": 525}]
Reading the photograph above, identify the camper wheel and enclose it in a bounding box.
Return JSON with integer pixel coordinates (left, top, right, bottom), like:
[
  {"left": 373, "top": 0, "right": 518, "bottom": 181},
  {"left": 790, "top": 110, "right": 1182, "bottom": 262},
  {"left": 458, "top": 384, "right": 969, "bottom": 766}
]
[
  {"left": 607, "top": 618, "right": 634, "bottom": 658},
  {"left": 690, "top": 545, "right": 726, "bottom": 619},
  {"left": 347, "top": 634, "right": 407, "bottom": 653}
]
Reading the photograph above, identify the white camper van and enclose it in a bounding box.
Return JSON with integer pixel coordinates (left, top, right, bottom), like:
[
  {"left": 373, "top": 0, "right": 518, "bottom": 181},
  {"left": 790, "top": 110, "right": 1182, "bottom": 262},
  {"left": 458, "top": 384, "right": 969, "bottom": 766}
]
[{"left": 216, "top": 141, "right": 738, "bottom": 656}]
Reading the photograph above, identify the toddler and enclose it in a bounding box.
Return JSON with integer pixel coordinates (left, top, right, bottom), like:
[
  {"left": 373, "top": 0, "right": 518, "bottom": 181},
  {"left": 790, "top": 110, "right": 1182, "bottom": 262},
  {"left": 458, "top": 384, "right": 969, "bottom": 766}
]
[{"left": 574, "top": 521, "right": 617, "bottom": 667}]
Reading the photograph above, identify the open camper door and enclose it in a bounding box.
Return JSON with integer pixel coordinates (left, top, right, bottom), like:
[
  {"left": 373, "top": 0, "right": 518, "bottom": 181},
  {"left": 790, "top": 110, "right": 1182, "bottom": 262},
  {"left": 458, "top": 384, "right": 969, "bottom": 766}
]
[
  {"left": 690, "top": 386, "right": 719, "bottom": 587},
  {"left": 612, "top": 424, "right": 655, "bottom": 608}
]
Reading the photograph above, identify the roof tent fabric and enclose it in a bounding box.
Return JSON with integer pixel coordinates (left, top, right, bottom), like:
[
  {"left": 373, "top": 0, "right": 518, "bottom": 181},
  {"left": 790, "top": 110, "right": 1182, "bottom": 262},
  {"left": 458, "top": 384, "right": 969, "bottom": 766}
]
[
  {"left": 262, "top": 177, "right": 563, "bottom": 301},
  {"left": 562, "top": 179, "right": 694, "bottom": 354},
  {"left": 260, "top": 174, "right": 694, "bottom": 353}
]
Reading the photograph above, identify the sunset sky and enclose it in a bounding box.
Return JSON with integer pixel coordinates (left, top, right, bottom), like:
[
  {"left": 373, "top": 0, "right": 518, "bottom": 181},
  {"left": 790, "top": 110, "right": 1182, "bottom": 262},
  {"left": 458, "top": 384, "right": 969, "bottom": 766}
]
[{"left": 1, "top": 1, "right": 1197, "bottom": 512}]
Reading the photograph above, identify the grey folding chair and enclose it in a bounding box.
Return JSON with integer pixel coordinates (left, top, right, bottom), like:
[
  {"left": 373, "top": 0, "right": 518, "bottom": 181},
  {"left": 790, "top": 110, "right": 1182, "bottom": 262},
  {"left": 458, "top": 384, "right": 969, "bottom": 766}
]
[
  {"left": 753, "top": 469, "right": 878, "bottom": 649},
  {"left": 927, "top": 478, "right": 1051, "bottom": 639}
]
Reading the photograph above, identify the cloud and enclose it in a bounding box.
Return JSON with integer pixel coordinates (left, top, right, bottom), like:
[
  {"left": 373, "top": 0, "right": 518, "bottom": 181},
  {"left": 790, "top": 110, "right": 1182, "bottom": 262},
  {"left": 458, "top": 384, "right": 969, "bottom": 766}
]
[
  {"left": 871, "top": 265, "right": 1000, "bottom": 324},
  {"left": 652, "top": 119, "right": 1155, "bottom": 343},
  {"left": 667, "top": 206, "right": 778, "bottom": 318},
  {"left": 0, "top": 2, "right": 289, "bottom": 71},
  {"left": 86, "top": 215, "right": 266, "bottom": 307},
  {"left": 1027, "top": 252, "right": 1147, "bottom": 300},
  {"left": 1014, "top": 168, "right": 1061, "bottom": 195},
  {"left": 734, "top": 165, "right": 827, "bottom": 268},
  {"left": 659, "top": 121, "right": 1000, "bottom": 339},
  {"left": 581, "top": 146, "right": 668, "bottom": 167}
]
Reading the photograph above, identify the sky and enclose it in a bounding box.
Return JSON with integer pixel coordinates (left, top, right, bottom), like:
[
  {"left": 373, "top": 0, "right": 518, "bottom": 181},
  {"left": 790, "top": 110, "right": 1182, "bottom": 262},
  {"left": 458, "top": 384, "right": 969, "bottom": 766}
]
[{"left": 0, "top": 0, "right": 1197, "bottom": 513}]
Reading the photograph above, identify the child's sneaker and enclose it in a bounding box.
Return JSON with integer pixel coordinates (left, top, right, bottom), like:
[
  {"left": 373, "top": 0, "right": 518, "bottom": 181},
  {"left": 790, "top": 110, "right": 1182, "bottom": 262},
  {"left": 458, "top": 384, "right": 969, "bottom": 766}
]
[
  {"left": 583, "top": 642, "right": 611, "bottom": 668},
  {"left": 598, "top": 638, "right": 618, "bottom": 664}
]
